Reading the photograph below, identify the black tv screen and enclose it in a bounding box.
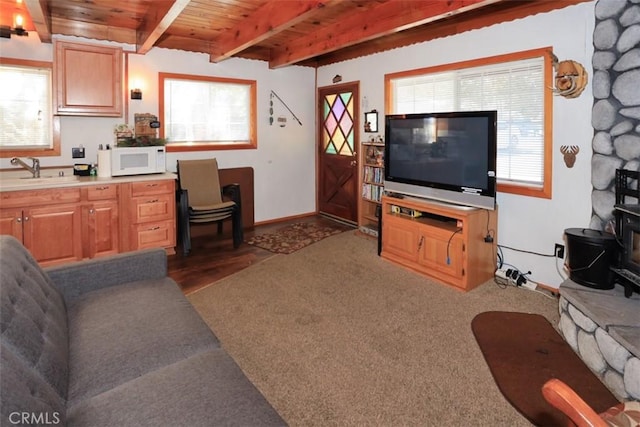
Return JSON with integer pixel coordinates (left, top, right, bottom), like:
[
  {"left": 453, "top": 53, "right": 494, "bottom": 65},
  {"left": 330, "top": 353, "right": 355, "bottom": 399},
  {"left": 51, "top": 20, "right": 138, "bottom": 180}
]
[{"left": 384, "top": 110, "right": 497, "bottom": 210}]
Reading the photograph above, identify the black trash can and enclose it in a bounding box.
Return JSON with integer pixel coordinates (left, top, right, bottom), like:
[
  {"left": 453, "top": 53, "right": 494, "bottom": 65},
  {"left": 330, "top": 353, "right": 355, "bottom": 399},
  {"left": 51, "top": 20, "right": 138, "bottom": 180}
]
[{"left": 564, "top": 228, "right": 618, "bottom": 290}]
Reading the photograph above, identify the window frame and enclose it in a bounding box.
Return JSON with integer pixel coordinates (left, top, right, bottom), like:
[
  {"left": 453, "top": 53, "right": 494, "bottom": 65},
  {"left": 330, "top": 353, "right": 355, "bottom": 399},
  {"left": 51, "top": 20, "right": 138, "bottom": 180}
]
[
  {"left": 159, "top": 72, "right": 257, "bottom": 152},
  {"left": 384, "top": 47, "right": 554, "bottom": 199},
  {"left": 0, "top": 57, "right": 60, "bottom": 158}
]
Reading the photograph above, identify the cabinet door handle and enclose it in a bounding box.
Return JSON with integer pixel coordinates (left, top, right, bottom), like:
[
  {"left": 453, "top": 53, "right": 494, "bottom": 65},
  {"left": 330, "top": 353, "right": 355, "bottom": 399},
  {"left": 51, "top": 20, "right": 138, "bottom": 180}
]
[
  {"left": 89, "top": 208, "right": 95, "bottom": 214},
  {"left": 148, "top": 226, "right": 160, "bottom": 230},
  {"left": 96, "top": 186, "right": 109, "bottom": 190},
  {"left": 23, "top": 216, "right": 29, "bottom": 221},
  {"left": 146, "top": 183, "right": 158, "bottom": 187},
  {"left": 16, "top": 217, "right": 22, "bottom": 223},
  {"left": 417, "top": 236, "right": 424, "bottom": 251},
  {"left": 147, "top": 199, "right": 159, "bottom": 203}
]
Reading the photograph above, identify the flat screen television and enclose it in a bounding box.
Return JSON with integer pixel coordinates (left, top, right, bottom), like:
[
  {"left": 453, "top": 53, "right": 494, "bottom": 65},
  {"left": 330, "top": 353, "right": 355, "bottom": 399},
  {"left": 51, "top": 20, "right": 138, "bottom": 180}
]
[{"left": 384, "top": 110, "right": 498, "bottom": 210}]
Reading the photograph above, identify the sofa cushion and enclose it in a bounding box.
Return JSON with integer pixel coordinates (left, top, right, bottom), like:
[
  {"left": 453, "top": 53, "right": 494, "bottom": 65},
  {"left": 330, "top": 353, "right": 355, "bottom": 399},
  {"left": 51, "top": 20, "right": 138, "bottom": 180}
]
[
  {"left": 66, "top": 277, "right": 221, "bottom": 404},
  {"left": 1, "top": 342, "right": 66, "bottom": 425},
  {"left": 0, "top": 236, "right": 68, "bottom": 399},
  {"left": 67, "top": 349, "right": 286, "bottom": 427}
]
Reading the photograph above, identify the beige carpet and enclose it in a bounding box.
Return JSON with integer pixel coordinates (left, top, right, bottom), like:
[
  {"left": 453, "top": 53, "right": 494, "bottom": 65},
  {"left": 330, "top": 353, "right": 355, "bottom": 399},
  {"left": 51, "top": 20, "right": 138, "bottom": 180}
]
[{"left": 188, "top": 230, "right": 560, "bottom": 426}]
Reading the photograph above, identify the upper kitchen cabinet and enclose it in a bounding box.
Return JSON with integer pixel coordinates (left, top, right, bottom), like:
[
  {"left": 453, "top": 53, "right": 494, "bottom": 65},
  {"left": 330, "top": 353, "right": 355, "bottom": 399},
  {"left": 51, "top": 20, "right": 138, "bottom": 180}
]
[{"left": 54, "top": 41, "right": 123, "bottom": 117}]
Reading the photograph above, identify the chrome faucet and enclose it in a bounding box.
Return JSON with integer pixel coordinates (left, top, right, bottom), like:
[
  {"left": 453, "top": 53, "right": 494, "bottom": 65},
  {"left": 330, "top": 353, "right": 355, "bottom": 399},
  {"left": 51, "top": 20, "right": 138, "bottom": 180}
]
[{"left": 10, "top": 157, "right": 41, "bottom": 178}]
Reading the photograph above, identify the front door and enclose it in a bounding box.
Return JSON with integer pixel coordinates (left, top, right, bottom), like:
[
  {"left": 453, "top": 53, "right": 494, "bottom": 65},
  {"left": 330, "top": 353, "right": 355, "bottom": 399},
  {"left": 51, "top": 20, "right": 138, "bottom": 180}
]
[{"left": 317, "top": 83, "right": 359, "bottom": 223}]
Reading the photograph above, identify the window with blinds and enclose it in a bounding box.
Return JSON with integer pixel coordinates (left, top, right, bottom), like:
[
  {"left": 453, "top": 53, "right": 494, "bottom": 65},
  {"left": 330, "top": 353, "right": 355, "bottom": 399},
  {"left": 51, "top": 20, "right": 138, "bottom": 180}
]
[
  {"left": 0, "top": 63, "right": 52, "bottom": 150},
  {"left": 386, "top": 48, "right": 552, "bottom": 198},
  {"left": 159, "top": 73, "right": 257, "bottom": 151}
]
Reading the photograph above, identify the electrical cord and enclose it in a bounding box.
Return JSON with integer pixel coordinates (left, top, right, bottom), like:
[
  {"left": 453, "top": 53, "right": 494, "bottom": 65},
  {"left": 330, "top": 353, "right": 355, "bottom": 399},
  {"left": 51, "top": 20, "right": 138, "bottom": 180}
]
[
  {"left": 446, "top": 228, "right": 462, "bottom": 265},
  {"left": 556, "top": 256, "right": 568, "bottom": 281},
  {"left": 498, "top": 244, "right": 556, "bottom": 258},
  {"left": 483, "top": 209, "right": 496, "bottom": 243}
]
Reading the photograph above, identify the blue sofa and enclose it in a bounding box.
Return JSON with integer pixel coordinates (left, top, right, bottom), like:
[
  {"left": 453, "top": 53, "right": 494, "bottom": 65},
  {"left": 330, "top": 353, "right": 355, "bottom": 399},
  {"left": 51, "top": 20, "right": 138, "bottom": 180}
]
[{"left": 0, "top": 235, "right": 285, "bottom": 426}]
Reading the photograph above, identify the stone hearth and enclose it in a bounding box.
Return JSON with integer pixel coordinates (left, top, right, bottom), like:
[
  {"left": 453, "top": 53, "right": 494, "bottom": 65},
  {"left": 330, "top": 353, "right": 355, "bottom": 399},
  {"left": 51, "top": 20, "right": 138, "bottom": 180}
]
[{"left": 559, "top": 279, "right": 640, "bottom": 400}]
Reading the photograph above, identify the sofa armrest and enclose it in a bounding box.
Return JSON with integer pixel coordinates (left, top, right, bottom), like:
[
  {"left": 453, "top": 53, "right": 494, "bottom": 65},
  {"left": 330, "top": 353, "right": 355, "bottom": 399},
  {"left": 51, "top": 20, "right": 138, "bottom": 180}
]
[{"left": 45, "top": 248, "right": 169, "bottom": 304}]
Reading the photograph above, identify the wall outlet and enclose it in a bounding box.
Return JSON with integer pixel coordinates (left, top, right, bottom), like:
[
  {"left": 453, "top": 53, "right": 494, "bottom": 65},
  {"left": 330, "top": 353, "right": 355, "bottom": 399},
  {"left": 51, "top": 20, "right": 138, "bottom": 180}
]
[
  {"left": 72, "top": 147, "right": 85, "bottom": 158},
  {"left": 554, "top": 243, "right": 565, "bottom": 259}
]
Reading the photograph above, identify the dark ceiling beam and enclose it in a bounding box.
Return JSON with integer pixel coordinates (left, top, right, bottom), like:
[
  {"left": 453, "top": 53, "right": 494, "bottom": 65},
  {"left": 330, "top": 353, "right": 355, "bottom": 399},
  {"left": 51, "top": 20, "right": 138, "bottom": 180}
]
[
  {"left": 136, "top": 0, "right": 190, "bottom": 54},
  {"left": 268, "top": 0, "right": 502, "bottom": 68},
  {"left": 23, "top": 0, "right": 51, "bottom": 43},
  {"left": 209, "top": 0, "right": 337, "bottom": 63}
]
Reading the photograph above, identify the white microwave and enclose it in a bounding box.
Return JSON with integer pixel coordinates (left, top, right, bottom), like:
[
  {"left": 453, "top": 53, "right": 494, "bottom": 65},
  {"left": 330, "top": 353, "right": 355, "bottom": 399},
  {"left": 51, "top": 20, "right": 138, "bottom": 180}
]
[{"left": 111, "top": 146, "right": 166, "bottom": 176}]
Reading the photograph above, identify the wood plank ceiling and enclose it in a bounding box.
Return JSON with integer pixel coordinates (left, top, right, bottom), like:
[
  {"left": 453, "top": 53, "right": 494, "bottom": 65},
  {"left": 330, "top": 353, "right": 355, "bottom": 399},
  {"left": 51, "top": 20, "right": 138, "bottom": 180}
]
[{"left": 1, "top": 0, "right": 590, "bottom": 68}]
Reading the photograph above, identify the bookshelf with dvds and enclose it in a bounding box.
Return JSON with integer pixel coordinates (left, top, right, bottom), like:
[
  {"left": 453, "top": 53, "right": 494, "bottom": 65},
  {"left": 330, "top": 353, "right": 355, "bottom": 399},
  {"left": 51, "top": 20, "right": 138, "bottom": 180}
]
[{"left": 359, "top": 139, "right": 385, "bottom": 236}]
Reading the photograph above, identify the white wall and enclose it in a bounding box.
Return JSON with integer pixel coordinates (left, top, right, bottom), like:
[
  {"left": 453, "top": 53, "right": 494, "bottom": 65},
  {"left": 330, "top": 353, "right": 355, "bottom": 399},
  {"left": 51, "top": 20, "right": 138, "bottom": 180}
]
[
  {"left": 0, "top": 35, "right": 317, "bottom": 223},
  {"left": 316, "top": 2, "right": 596, "bottom": 288}
]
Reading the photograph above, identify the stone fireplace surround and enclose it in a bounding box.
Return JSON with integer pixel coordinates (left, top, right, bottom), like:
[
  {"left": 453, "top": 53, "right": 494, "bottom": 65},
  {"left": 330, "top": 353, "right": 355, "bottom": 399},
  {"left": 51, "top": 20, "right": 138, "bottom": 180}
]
[
  {"left": 555, "top": 0, "right": 640, "bottom": 404},
  {"left": 559, "top": 279, "right": 639, "bottom": 401}
]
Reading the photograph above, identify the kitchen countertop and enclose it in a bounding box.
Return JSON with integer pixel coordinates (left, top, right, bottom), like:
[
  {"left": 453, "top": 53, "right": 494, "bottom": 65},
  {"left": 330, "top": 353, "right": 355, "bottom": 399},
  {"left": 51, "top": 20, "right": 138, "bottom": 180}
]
[{"left": 0, "top": 169, "right": 177, "bottom": 192}]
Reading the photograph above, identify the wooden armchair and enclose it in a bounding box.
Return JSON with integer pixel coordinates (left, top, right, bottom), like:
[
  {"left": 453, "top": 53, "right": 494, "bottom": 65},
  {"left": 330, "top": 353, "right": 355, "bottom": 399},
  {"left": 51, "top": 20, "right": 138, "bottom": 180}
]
[{"left": 542, "top": 378, "right": 639, "bottom": 427}]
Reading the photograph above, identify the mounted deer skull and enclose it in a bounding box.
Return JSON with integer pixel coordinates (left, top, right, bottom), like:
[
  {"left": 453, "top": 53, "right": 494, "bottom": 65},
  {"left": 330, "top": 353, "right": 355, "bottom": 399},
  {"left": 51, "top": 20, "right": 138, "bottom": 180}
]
[
  {"left": 560, "top": 145, "right": 580, "bottom": 168},
  {"left": 551, "top": 53, "right": 588, "bottom": 98}
]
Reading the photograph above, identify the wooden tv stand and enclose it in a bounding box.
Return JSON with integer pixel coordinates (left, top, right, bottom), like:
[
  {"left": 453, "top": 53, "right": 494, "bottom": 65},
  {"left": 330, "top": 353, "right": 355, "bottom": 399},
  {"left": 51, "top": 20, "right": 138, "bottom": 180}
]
[{"left": 380, "top": 195, "right": 498, "bottom": 292}]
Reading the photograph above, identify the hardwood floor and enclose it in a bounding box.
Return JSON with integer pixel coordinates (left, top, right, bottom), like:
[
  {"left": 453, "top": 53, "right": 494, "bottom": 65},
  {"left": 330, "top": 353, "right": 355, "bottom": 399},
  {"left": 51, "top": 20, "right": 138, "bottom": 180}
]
[{"left": 168, "top": 215, "right": 356, "bottom": 295}]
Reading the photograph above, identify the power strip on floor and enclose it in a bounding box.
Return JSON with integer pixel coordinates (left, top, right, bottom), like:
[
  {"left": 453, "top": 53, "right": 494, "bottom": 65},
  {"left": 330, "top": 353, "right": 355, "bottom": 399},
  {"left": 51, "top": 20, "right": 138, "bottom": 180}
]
[{"left": 495, "top": 268, "right": 537, "bottom": 290}]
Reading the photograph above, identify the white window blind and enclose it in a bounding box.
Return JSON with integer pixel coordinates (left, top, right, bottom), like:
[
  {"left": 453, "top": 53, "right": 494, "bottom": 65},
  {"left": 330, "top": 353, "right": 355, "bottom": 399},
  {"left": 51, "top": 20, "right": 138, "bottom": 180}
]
[
  {"left": 164, "top": 77, "right": 251, "bottom": 143},
  {"left": 0, "top": 64, "right": 52, "bottom": 149},
  {"left": 390, "top": 57, "right": 545, "bottom": 187}
]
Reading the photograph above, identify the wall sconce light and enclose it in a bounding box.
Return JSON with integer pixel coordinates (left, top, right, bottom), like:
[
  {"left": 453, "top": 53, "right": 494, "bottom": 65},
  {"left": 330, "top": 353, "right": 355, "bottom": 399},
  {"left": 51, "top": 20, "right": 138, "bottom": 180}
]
[
  {"left": 1, "top": 14, "right": 28, "bottom": 38},
  {"left": 332, "top": 74, "right": 342, "bottom": 84},
  {"left": 130, "top": 88, "right": 142, "bottom": 100}
]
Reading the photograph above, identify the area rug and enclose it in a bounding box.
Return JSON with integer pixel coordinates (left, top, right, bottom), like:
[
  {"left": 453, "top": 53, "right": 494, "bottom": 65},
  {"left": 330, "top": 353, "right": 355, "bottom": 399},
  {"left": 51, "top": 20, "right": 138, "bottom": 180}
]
[
  {"left": 246, "top": 221, "right": 350, "bottom": 254},
  {"left": 472, "top": 311, "right": 619, "bottom": 426}
]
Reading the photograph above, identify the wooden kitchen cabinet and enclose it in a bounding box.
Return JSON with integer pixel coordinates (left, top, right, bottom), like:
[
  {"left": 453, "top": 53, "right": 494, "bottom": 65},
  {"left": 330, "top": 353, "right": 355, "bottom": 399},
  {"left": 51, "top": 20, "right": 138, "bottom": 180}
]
[
  {"left": 0, "top": 208, "right": 23, "bottom": 240},
  {"left": 380, "top": 195, "right": 497, "bottom": 292},
  {"left": 54, "top": 40, "right": 123, "bottom": 116},
  {"left": 1, "top": 176, "right": 176, "bottom": 266},
  {"left": 83, "top": 184, "right": 119, "bottom": 258},
  {"left": 23, "top": 204, "right": 84, "bottom": 266},
  {"left": 120, "top": 179, "right": 176, "bottom": 252},
  {"left": 0, "top": 188, "right": 84, "bottom": 266},
  {"left": 0, "top": 185, "right": 118, "bottom": 266}
]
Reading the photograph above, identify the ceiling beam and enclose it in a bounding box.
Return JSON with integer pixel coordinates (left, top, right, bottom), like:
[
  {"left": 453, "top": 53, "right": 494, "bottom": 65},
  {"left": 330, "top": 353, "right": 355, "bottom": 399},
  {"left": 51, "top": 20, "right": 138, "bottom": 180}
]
[
  {"left": 209, "top": 0, "right": 335, "bottom": 63},
  {"left": 136, "top": 0, "right": 190, "bottom": 55},
  {"left": 23, "top": 0, "right": 51, "bottom": 43},
  {"left": 311, "top": 0, "right": 591, "bottom": 67},
  {"left": 269, "top": 0, "right": 502, "bottom": 68},
  {"left": 51, "top": 17, "right": 136, "bottom": 45}
]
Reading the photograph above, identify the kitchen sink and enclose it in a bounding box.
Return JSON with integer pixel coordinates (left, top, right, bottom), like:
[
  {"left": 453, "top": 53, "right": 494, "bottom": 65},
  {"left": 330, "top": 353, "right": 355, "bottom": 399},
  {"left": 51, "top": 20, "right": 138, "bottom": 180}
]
[{"left": 0, "top": 175, "right": 80, "bottom": 187}]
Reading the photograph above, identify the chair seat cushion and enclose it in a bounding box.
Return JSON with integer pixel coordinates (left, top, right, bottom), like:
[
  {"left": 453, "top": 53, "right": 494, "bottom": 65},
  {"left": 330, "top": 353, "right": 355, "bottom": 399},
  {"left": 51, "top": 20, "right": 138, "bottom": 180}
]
[
  {"left": 66, "top": 278, "right": 220, "bottom": 405},
  {"left": 66, "top": 350, "right": 286, "bottom": 427},
  {"left": 190, "top": 200, "right": 236, "bottom": 212}
]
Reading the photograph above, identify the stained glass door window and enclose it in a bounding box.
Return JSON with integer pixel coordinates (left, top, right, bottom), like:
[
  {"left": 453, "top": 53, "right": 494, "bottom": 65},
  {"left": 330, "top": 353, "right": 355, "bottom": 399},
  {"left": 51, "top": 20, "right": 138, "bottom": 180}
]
[{"left": 322, "top": 92, "right": 355, "bottom": 156}]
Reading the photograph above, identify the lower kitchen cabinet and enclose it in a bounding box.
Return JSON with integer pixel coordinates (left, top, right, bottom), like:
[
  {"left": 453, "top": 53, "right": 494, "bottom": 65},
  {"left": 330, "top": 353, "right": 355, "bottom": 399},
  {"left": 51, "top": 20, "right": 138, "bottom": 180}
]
[
  {"left": 1, "top": 176, "right": 176, "bottom": 266},
  {"left": 0, "top": 188, "right": 84, "bottom": 266},
  {"left": 84, "top": 184, "right": 119, "bottom": 258},
  {"left": 119, "top": 179, "right": 176, "bottom": 252}
]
